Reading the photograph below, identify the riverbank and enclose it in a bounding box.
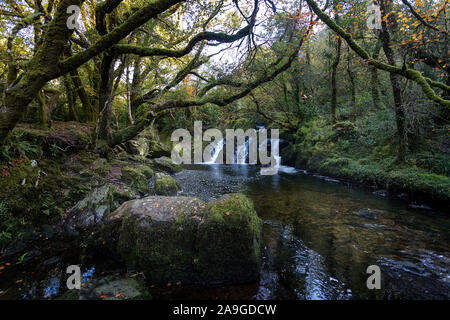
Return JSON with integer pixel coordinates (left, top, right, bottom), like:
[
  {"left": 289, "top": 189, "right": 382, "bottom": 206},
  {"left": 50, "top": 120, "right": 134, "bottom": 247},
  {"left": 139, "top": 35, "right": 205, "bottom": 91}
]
[{"left": 280, "top": 120, "right": 450, "bottom": 209}]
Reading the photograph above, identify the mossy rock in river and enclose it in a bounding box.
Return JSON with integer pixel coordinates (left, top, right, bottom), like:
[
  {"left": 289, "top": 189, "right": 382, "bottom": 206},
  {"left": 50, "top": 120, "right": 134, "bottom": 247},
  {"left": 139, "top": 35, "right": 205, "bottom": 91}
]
[
  {"left": 100, "top": 194, "right": 262, "bottom": 286},
  {"left": 102, "top": 196, "right": 206, "bottom": 285},
  {"left": 153, "top": 173, "right": 180, "bottom": 196},
  {"left": 121, "top": 166, "right": 151, "bottom": 194},
  {"left": 151, "top": 156, "right": 182, "bottom": 174},
  {"left": 196, "top": 194, "right": 262, "bottom": 286}
]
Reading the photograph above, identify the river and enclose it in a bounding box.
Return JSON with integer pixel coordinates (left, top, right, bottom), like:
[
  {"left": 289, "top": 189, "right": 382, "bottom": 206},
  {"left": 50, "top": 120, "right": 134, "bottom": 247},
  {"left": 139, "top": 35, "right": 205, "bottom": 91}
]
[{"left": 174, "top": 164, "right": 450, "bottom": 300}]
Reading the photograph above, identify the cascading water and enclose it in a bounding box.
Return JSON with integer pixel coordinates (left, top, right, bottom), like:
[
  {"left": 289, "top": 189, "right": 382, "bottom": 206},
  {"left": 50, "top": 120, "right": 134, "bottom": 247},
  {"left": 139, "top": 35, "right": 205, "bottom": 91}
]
[
  {"left": 204, "top": 127, "right": 297, "bottom": 173},
  {"left": 204, "top": 139, "right": 224, "bottom": 164},
  {"left": 236, "top": 137, "right": 252, "bottom": 164}
]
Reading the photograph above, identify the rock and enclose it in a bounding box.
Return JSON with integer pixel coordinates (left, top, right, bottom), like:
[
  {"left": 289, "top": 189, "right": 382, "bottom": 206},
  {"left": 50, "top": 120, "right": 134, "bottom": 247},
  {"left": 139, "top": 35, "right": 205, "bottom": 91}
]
[
  {"left": 3, "top": 240, "right": 26, "bottom": 257},
  {"left": 40, "top": 257, "right": 61, "bottom": 269},
  {"left": 100, "top": 193, "right": 262, "bottom": 286},
  {"left": 102, "top": 196, "right": 206, "bottom": 285},
  {"left": 152, "top": 156, "right": 182, "bottom": 174},
  {"left": 153, "top": 173, "right": 180, "bottom": 196},
  {"left": 355, "top": 208, "right": 387, "bottom": 220},
  {"left": 60, "top": 275, "right": 151, "bottom": 300},
  {"left": 373, "top": 190, "right": 388, "bottom": 197},
  {"left": 121, "top": 166, "right": 151, "bottom": 194},
  {"left": 124, "top": 138, "right": 149, "bottom": 156},
  {"left": 196, "top": 194, "right": 263, "bottom": 286},
  {"left": 62, "top": 185, "right": 115, "bottom": 232},
  {"left": 147, "top": 140, "right": 171, "bottom": 158}
]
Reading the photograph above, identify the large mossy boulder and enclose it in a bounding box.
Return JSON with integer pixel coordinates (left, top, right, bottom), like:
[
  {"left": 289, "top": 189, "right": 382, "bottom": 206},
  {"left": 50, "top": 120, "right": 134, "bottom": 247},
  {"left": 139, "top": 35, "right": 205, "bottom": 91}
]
[
  {"left": 151, "top": 156, "right": 182, "bottom": 174},
  {"left": 102, "top": 196, "right": 206, "bottom": 285},
  {"left": 153, "top": 173, "right": 180, "bottom": 196},
  {"left": 196, "top": 194, "right": 262, "bottom": 285},
  {"left": 100, "top": 194, "right": 262, "bottom": 286}
]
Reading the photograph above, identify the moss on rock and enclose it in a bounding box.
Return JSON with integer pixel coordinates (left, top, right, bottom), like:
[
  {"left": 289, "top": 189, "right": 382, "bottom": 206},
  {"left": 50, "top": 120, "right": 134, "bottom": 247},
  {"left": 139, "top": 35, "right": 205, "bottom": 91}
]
[
  {"left": 102, "top": 196, "right": 206, "bottom": 285},
  {"left": 195, "top": 194, "right": 262, "bottom": 285},
  {"left": 151, "top": 156, "right": 182, "bottom": 174},
  {"left": 99, "top": 194, "right": 262, "bottom": 286},
  {"left": 153, "top": 173, "right": 180, "bottom": 196},
  {"left": 122, "top": 166, "right": 150, "bottom": 194}
]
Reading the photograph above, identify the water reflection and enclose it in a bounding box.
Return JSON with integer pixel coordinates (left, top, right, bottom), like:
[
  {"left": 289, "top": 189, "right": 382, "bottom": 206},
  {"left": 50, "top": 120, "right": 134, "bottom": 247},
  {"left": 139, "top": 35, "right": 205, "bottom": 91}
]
[{"left": 177, "top": 164, "right": 450, "bottom": 300}]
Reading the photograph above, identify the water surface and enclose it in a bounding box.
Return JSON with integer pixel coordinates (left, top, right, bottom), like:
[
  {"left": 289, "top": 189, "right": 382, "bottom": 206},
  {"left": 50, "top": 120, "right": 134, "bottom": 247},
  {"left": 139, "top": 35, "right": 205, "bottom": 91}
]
[{"left": 176, "top": 164, "right": 450, "bottom": 300}]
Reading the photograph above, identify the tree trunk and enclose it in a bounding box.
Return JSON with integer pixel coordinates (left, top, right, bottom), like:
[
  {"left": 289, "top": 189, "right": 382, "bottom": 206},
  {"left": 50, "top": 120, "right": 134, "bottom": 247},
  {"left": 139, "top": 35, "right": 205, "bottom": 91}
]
[
  {"left": 37, "top": 90, "right": 49, "bottom": 127},
  {"left": 331, "top": 35, "right": 342, "bottom": 124},
  {"left": 347, "top": 47, "right": 357, "bottom": 120},
  {"left": 97, "top": 52, "right": 116, "bottom": 142},
  {"left": 370, "top": 41, "right": 383, "bottom": 110},
  {"left": 63, "top": 75, "right": 79, "bottom": 122},
  {"left": 379, "top": 0, "right": 407, "bottom": 163},
  {"left": 70, "top": 69, "right": 94, "bottom": 122}
]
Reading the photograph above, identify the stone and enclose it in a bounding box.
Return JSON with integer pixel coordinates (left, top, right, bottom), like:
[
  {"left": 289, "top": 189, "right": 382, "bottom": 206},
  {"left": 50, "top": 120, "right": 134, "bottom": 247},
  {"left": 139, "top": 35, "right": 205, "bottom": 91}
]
[
  {"left": 152, "top": 156, "right": 182, "bottom": 174},
  {"left": 100, "top": 194, "right": 262, "bottom": 286},
  {"left": 196, "top": 194, "right": 262, "bottom": 285},
  {"left": 124, "top": 138, "right": 149, "bottom": 156},
  {"left": 153, "top": 173, "right": 180, "bottom": 196},
  {"left": 355, "top": 208, "right": 387, "bottom": 220},
  {"left": 59, "top": 275, "right": 151, "bottom": 300},
  {"left": 62, "top": 185, "right": 115, "bottom": 232},
  {"left": 102, "top": 196, "right": 206, "bottom": 285},
  {"left": 121, "top": 166, "right": 150, "bottom": 194}
]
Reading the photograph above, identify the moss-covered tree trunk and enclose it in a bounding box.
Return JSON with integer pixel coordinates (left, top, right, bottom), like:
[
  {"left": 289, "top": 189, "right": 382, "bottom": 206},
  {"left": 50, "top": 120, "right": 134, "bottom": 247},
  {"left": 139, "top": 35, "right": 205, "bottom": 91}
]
[
  {"left": 37, "top": 90, "right": 49, "bottom": 127},
  {"left": 70, "top": 68, "right": 94, "bottom": 122},
  {"left": 379, "top": 0, "right": 407, "bottom": 163},
  {"left": 97, "top": 52, "right": 116, "bottom": 142},
  {"left": 0, "top": 0, "right": 84, "bottom": 144},
  {"left": 330, "top": 0, "right": 341, "bottom": 124},
  {"left": 370, "top": 41, "right": 383, "bottom": 110},
  {"left": 347, "top": 47, "right": 357, "bottom": 120},
  {"left": 63, "top": 75, "right": 79, "bottom": 122}
]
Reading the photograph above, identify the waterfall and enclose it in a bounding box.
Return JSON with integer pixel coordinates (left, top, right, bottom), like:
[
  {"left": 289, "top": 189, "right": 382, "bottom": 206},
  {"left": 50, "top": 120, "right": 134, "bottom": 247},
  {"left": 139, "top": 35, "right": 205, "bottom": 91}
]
[
  {"left": 236, "top": 137, "right": 251, "bottom": 164},
  {"left": 203, "top": 127, "right": 298, "bottom": 174},
  {"left": 204, "top": 139, "right": 224, "bottom": 164}
]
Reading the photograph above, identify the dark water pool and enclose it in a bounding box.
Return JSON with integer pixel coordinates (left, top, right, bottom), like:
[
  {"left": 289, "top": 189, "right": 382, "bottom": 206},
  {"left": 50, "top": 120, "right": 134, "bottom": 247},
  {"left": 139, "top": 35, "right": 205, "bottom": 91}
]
[{"left": 175, "top": 164, "right": 450, "bottom": 300}]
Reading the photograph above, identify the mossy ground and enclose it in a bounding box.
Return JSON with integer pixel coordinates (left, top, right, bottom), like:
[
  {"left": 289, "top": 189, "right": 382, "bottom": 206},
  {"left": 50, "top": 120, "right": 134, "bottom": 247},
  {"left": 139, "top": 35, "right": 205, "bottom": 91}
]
[
  {"left": 281, "top": 119, "right": 450, "bottom": 203},
  {"left": 122, "top": 166, "right": 152, "bottom": 194}
]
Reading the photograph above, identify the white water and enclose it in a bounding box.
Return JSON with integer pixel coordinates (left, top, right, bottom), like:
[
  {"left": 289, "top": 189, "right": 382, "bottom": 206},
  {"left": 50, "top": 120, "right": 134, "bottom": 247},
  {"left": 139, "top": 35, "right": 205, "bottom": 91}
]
[
  {"left": 204, "top": 139, "right": 224, "bottom": 164},
  {"left": 205, "top": 130, "right": 298, "bottom": 174}
]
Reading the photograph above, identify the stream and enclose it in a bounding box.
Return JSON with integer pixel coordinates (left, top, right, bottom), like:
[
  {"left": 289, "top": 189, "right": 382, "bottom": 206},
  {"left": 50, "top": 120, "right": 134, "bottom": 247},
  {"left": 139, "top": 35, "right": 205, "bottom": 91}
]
[{"left": 175, "top": 164, "right": 450, "bottom": 300}]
